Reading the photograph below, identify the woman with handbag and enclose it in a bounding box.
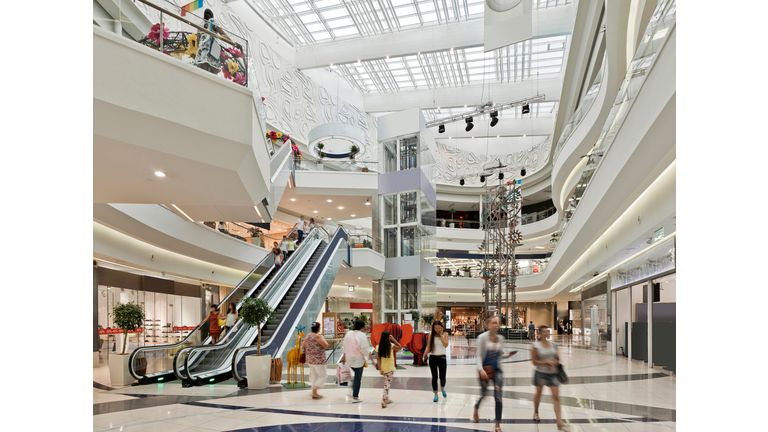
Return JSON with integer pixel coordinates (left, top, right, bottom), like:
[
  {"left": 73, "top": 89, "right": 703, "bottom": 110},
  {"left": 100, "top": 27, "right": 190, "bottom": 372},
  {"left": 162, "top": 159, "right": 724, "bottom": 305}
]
[
  {"left": 195, "top": 9, "right": 239, "bottom": 75},
  {"left": 531, "top": 325, "right": 568, "bottom": 431},
  {"left": 224, "top": 303, "right": 238, "bottom": 336},
  {"left": 422, "top": 320, "right": 449, "bottom": 402},
  {"left": 473, "top": 316, "right": 517, "bottom": 432},
  {"left": 302, "top": 322, "right": 329, "bottom": 399},
  {"left": 340, "top": 319, "right": 376, "bottom": 403}
]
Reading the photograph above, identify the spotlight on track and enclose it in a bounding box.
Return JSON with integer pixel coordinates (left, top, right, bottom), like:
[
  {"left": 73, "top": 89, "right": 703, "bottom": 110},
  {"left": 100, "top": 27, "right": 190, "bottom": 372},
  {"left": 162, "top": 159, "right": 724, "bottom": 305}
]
[
  {"left": 521, "top": 168, "right": 526, "bottom": 176},
  {"left": 460, "top": 178, "right": 465, "bottom": 186},
  {"left": 438, "top": 124, "right": 445, "bottom": 134},
  {"left": 465, "top": 117, "right": 474, "bottom": 132},
  {"left": 480, "top": 175, "right": 485, "bottom": 183},
  {"left": 498, "top": 172, "right": 504, "bottom": 180},
  {"left": 522, "top": 104, "right": 530, "bottom": 114},
  {"left": 490, "top": 111, "right": 499, "bottom": 127}
]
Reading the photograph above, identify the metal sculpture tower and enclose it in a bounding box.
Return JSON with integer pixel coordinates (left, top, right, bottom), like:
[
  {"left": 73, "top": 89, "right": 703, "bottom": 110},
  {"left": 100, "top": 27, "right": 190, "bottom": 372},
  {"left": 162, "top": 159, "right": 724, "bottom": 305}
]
[{"left": 479, "top": 180, "right": 523, "bottom": 327}]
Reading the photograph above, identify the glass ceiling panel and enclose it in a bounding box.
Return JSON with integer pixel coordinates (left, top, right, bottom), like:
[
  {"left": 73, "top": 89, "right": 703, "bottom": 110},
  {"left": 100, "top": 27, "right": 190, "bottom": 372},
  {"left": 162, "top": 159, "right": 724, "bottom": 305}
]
[
  {"left": 328, "top": 35, "right": 567, "bottom": 93},
  {"left": 249, "top": 0, "right": 571, "bottom": 47}
]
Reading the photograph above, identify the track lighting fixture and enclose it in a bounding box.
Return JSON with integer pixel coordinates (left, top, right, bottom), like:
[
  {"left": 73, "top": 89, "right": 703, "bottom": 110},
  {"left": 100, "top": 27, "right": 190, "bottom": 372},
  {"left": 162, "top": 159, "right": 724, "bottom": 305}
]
[
  {"left": 490, "top": 111, "right": 499, "bottom": 127},
  {"left": 438, "top": 124, "right": 445, "bottom": 134},
  {"left": 480, "top": 175, "right": 485, "bottom": 183},
  {"left": 522, "top": 104, "right": 530, "bottom": 114},
  {"left": 521, "top": 168, "right": 526, "bottom": 176},
  {"left": 498, "top": 172, "right": 504, "bottom": 180},
  {"left": 465, "top": 117, "right": 474, "bottom": 132},
  {"left": 460, "top": 178, "right": 465, "bottom": 186}
]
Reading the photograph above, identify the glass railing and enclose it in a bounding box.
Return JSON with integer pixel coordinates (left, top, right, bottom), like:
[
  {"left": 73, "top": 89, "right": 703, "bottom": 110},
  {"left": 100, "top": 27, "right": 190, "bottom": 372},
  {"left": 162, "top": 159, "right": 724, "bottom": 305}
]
[
  {"left": 118, "top": 0, "right": 250, "bottom": 87},
  {"left": 128, "top": 244, "right": 276, "bottom": 381},
  {"left": 348, "top": 233, "right": 382, "bottom": 254},
  {"left": 294, "top": 157, "right": 379, "bottom": 173},
  {"left": 551, "top": 0, "right": 676, "bottom": 255},
  {"left": 553, "top": 55, "right": 606, "bottom": 163},
  {"left": 437, "top": 208, "right": 555, "bottom": 230},
  {"left": 175, "top": 227, "right": 325, "bottom": 382}
]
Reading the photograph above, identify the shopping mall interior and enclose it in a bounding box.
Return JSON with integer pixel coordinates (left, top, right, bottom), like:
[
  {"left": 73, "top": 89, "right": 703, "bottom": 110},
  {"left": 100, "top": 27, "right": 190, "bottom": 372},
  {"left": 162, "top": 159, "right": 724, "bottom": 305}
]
[{"left": 13, "top": 0, "right": 758, "bottom": 430}]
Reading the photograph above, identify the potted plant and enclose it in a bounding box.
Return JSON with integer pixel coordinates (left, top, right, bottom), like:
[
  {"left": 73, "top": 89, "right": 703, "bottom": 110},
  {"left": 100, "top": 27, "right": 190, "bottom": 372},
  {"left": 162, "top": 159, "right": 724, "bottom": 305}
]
[
  {"left": 109, "top": 301, "right": 145, "bottom": 385},
  {"left": 407, "top": 310, "right": 420, "bottom": 331},
  {"left": 240, "top": 297, "right": 277, "bottom": 389},
  {"left": 448, "top": 208, "right": 456, "bottom": 228},
  {"left": 462, "top": 265, "right": 472, "bottom": 277},
  {"left": 422, "top": 313, "right": 435, "bottom": 332},
  {"left": 349, "top": 144, "right": 359, "bottom": 161},
  {"left": 316, "top": 143, "right": 326, "bottom": 171}
]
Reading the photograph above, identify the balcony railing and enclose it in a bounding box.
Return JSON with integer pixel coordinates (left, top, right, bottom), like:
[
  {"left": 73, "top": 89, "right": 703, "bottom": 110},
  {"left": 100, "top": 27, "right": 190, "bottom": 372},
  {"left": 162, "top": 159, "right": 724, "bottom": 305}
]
[
  {"left": 294, "top": 157, "right": 378, "bottom": 173},
  {"left": 438, "top": 208, "right": 555, "bottom": 230},
  {"left": 348, "top": 233, "right": 383, "bottom": 254}
]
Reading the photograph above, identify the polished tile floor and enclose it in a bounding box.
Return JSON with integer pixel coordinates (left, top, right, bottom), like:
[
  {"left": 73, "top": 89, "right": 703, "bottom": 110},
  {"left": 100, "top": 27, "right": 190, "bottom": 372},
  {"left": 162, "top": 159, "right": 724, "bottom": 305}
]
[{"left": 93, "top": 336, "right": 675, "bottom": 431}]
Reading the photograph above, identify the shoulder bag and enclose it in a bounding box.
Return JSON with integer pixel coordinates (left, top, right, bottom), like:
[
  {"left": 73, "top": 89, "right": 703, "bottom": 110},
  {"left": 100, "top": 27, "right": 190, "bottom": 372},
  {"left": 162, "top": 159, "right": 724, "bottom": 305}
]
[{"left": 555, "top": 344, "right": 568, "bottom": 384}]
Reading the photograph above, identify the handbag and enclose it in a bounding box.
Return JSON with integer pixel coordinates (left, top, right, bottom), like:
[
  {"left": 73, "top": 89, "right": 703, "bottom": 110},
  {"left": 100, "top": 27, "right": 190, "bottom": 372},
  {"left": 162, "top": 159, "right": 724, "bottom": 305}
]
[
  {"left": 218, "top": 318, "right": 226, "bottom": 327},
  {"left": 299, "top": 352, "right": 306, "bottom": 364},
  {"left": 480, "top": 366, "right": 495, "bottom": 381},
  {"left": 556, "top": 364, "right": 568, "bottom": 384},
  {"left": 207, "top": 20, "right": 222, "bottom": 61}
]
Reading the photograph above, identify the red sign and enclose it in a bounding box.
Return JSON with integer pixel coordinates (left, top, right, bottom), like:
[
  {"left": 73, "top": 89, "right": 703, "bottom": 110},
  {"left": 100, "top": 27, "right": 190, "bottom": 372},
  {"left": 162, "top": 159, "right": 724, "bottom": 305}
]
[
  {"left": 98, "top": 328, "right": 143, "bottom": 335},
  {"left": 349, "top": 302, "right": 373, "bottom": 309},
  {"left": 172, "top": 326, "right": 196, "bottom": 331},
  {"left": 533, "top": 265, "right": 540, "bottom": 273}
]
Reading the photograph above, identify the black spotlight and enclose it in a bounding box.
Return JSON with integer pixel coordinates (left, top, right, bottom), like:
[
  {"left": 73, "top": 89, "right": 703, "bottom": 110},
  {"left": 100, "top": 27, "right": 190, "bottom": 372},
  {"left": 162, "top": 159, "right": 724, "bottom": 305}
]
[
  {"left": 480, "top": 175, "right": 485, "bottom": 183},
  {"left": 522, "top": 104, "right": 530, "bottom": 114},
  {"left": 490, "top": 111, "right": 499, "bottom": 127},
  {"left": 521, "top": 168, "right": 526, "bottom": 176},
  {"left": 438, "top": 124, "right": 445, "bottom": 134},
  {"left": 465, "top": 117, "right": 474, "bottom": 132},
  {"left": 460, "top": 178, "right": 465, "bottom": 186},
  {"left": 498, "top": 172, "right": 504, "bottom": 180}
]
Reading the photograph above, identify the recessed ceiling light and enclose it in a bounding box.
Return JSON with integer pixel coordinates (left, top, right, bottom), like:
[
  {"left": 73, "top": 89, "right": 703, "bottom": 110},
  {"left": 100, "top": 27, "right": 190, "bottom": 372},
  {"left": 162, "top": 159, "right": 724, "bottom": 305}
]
[
  {"left": 290, "top": 198, "right": 296, "bottom": 201},
  {"left": 327, "top": 199, "right": 333, "bottom": 203},
  {"left": 535, "top": 246, "right": 544, "bottom": 249},
  {"left": 338, "top": 206, "right": 344, "bottom": 210},
  {"left": 365, "top": 202, "right": 371, "bottom": 206},
  {"left": 358, "top": 277, "right": 361, "bottom": 279},
  {"left": 313, "top": 210, "right": 318, "bottom": 213},
  {"left": 351, "top": 214, "right": 356, "bottom": 217},
  {"left": 154, "top": 171, "right": 166, "bottom": 177}
]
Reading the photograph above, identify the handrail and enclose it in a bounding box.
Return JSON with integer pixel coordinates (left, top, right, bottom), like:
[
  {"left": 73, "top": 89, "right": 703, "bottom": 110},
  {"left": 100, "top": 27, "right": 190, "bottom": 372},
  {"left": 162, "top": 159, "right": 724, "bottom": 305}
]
[
  {"left": 134, "top": 0, "right": 242, "bottom": 49},
  {"left": 176, "top": 227, "right": 324, "bottom": 382}
]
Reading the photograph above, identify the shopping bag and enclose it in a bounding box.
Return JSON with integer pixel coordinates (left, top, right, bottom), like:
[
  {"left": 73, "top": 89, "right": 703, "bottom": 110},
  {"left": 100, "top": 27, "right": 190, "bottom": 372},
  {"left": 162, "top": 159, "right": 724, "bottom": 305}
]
[{"left": 335, "top": 363, "right": 351, "bottom": 386}]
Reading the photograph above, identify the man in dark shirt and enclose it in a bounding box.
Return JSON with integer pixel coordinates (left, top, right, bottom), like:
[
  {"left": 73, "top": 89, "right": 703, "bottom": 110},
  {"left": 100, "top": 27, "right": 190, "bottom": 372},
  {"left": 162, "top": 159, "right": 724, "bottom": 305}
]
[{"left": 528, "top": 321, "right": 535, "bottom": 340}]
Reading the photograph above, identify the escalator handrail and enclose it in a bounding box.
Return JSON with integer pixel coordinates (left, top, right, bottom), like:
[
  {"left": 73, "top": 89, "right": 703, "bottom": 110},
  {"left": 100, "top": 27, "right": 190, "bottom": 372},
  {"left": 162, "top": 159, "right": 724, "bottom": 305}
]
[
  {"left": 127, "top": 230, "right": 287, "bottom": 381},
  {"left": 176, "top": 229, "right": 324, "bottom": 382},
  {"left": 231, "top": 225, "right": 348, "bottom": 384}
]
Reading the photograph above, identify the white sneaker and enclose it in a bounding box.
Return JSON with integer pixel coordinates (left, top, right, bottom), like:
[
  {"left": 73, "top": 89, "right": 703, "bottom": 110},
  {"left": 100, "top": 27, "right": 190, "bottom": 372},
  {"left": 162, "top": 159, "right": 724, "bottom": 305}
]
[{"left": 352, "top": 398, "right": 363, "bottom": 403}]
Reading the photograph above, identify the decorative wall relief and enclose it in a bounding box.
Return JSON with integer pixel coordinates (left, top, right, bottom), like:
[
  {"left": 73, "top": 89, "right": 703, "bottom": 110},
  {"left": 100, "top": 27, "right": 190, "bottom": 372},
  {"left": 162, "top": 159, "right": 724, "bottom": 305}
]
[
  {"left": 132, "top": 0, "right": 377, "bottom": 161},
  {"left": 433, "top": 138, "right": 551, "bottom": 186}
]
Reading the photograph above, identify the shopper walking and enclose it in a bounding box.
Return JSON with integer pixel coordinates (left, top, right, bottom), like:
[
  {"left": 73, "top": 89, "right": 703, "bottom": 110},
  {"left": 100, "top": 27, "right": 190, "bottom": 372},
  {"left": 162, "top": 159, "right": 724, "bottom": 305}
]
[
  {"left": 377, "top": 331, "right": 402, "bottom": 408},
  {"left": 528, "top": 321, "right": 536, "bottom": 340},
  {"left": 287, "top": 236, "right": 296, "bottom": 259},
  {"left": 340, "top": 319, "right": 376, "bottom": 403},
  {"left": 294, "top": 215, "right": 306, "bottom": 244},
  {"left": 473, "top": 316, "right": 517, "bottom": 432},
  {"left": 280, "top": 236, "right": 289, "bottom": 260},
  {"left": 422, "top": 321, "right": 449, "bottom": 402},
  {"left": 273, "top": 248, "right": 283, "bottom": 268},
  {"left": 308, "top": 218, "right": 316, "bottom": 232},
  {"left": 532, "top": 325, "right": 568, "bottom": 431},
  {"left": 195, "top": 9, "right": 238, "bottom": 75},
  {"left": 224, "top": 303, "right": 237, "bottom": 335},
  {"left": 302, "top": 322, "right": 330, "bottom": 399},
  {"left": 208, "top": 305, "right": 222, "bottom": 343}
]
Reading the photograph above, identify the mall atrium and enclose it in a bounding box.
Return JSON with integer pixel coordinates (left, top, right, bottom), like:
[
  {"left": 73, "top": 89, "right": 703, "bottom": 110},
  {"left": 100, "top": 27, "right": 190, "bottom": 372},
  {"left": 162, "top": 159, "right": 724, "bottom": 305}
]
[{"left": 89, "top": 0, "right": 677, "bottom": 431}]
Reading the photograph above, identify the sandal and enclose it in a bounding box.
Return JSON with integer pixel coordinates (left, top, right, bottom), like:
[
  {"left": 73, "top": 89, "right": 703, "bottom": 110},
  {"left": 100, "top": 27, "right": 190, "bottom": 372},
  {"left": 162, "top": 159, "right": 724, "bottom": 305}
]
[
  {"left": 495, "top": 427, "right": 503, "bottom": 432},
  {"left": 533, "top": 413, "right": 540, "bottom": 422},
  {"left": 381, "top": 402, "right": 387, "bottom": 408},
  {"left": 472, "top": 410, "right": 480, "bottom": 423},
  {"left": 383, "top": 399, "right": 393, "bottom": 404},
  {"left": 557, "top": 424, "right": 570, "bottom": 432}
]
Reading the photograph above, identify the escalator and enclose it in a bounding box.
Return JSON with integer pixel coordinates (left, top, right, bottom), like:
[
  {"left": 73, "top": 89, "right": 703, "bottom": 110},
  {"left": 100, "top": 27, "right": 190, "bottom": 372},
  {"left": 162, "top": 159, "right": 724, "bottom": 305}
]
[
  {"left": 127, "top": 229, "right": 295, "bottom": 384},
  {"left": 179, "top": 226, "right": 349, "bottom": 387}
]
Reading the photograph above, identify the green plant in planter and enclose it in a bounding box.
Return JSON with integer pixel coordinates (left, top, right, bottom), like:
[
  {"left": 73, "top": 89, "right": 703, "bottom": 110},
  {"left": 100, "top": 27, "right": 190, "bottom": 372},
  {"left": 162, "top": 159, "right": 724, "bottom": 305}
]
[
  {"left": 355, "top": 314, "right": 368, "bottom": 325},
  {"left": 111, "top": 302, "right": 145, "bottom": 355},
  {"left": 349, "top": 144, "right": 360, "bottom": 160},
  {"left": 317, "top": 143, "right": 325, "bottom": 158},
  {"left": 422, "top": 313, "right": 435, "bottom": 328},
  {"left": 408, "top": 310, "right": 421, "bottom": 325},
  {"left": 362, "top": 239, "right": 372, "bottom": 249},
  {"left": 320, "top": 151, "right": 327, "bottom": 159},
  {"left": 240, "top": 297, "right": 276, "bottom": 356}
]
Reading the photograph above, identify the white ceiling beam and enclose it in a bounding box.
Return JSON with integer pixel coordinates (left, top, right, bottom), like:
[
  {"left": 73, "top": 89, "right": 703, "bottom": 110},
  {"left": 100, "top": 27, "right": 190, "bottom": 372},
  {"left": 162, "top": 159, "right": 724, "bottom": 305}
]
[
  {"left": 296, "top": 4, "right": 574, "bottom": 70},
  {"left": 364, "top": 76, "right": 562, "bottom": 112}
]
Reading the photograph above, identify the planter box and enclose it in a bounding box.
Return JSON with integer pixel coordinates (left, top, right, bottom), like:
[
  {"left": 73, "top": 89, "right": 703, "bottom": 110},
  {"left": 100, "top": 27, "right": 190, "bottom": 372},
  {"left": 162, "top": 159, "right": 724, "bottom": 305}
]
[
  {"left": 109, "top": 354, "right": 134, "bottom": 386},
  {"left": 246, "top": 355, "right": 272, "bottom": 390}
]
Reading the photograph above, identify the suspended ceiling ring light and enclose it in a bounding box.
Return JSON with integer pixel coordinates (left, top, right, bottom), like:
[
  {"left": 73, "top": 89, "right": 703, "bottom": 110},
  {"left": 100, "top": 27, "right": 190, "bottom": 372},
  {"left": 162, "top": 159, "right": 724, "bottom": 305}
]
[
  {"left": 307, "top": 123, "right": 366, "bottom": 160},
  {"left": 485, "top": 0, "right": 524, "bottom": 13},
  {"left": 427, "top": 94, "right": 545, "bottom": 130}
]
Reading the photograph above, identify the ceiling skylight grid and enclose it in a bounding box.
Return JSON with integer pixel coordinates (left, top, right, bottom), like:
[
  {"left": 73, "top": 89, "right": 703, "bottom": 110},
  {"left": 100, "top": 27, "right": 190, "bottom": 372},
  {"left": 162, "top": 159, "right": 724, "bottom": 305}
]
[
  {"left": 330, "top": 35, "right": 567, "bottom": 93},
  {"left": 249, "top": 0, "right": 571, "bottom": 47}
]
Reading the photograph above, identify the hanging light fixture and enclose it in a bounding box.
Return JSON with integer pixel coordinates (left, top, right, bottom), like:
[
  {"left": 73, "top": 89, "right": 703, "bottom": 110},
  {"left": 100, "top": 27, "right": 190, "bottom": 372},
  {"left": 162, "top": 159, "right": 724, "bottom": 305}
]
[
  {"left": 465, "top": 117, "right": 474, "bottom": 132},
  {"left": 490, "top": 111, "right": 499, "bottom": 127},
  {"left": 438, "top": 124, "right": 445, "bottom": 133}
]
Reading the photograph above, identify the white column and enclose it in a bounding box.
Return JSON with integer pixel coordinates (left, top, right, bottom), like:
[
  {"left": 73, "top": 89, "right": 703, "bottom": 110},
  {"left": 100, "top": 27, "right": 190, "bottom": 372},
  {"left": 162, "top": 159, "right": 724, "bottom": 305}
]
[
  {"left": 627, "top": 287, "right": 632, "bottom": 361},
  {"left": 647, "top": 279, "right": 653, "bottom": 369}
]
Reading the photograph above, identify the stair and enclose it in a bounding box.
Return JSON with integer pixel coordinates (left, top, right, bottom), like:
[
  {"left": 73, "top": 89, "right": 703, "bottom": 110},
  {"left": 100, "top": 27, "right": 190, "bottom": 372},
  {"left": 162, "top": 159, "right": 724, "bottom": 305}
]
[{"left": 259, "top": 243, "right": 327, "bottom": 340}]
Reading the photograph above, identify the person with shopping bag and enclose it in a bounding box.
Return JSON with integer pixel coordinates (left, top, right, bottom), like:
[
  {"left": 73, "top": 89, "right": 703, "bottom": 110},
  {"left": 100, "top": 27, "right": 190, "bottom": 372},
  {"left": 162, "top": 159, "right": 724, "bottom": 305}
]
[{"left": 340, "top": 319, "right": 376, "bottom": 403}]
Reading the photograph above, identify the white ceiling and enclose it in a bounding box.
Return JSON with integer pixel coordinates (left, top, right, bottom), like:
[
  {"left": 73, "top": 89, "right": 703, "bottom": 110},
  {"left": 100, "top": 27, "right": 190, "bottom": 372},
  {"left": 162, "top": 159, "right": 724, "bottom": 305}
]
[{"left": 279, "top": 192, "right": 372, "bottom": 222}]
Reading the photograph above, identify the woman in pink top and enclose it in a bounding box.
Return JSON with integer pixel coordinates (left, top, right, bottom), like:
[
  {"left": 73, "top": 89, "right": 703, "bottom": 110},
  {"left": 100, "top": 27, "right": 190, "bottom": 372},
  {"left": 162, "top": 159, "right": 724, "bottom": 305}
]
[{"left": 302, "top": 322, "right": 329, "bottom": 399}]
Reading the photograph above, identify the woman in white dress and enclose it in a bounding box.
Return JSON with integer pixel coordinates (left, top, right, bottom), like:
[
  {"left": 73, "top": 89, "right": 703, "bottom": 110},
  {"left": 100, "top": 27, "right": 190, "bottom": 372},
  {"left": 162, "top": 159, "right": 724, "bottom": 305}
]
[{"left": 195, "top": 9, "right": 237, "bottom": 75}]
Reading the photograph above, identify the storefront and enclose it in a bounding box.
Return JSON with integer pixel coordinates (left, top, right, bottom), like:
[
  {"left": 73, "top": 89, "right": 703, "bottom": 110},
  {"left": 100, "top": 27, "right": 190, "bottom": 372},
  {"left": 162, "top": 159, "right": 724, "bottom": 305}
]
[{"left": 611, "top": 235, "right": 676, "bottom": 372}]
